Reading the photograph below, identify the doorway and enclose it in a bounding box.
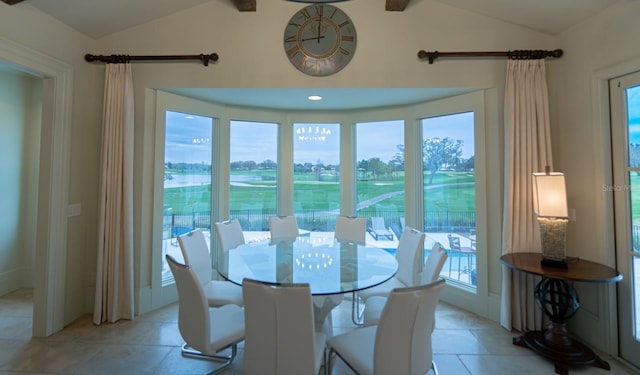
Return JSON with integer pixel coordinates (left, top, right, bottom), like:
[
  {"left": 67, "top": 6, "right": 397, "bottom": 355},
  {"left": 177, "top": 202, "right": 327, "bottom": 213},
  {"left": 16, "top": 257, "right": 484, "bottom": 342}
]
[
  {"left": 0, "top": 64, "right": 41, "bottom": 334},
  {"left": 0, "top": 37, "right": 73, "bottom": 337},
  {"left": 610, "top": 69, "right": 640, "bottom": 369}
]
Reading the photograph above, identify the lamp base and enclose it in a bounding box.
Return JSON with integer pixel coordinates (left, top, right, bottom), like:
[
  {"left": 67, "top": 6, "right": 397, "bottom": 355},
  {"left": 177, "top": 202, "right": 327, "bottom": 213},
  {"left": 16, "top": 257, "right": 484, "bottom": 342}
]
[
  {"left": 540, "top": 258, "right": 568, "bottom": 269},
  {"left": 537, "top": 217, "right": 568, "bottom": 270}
]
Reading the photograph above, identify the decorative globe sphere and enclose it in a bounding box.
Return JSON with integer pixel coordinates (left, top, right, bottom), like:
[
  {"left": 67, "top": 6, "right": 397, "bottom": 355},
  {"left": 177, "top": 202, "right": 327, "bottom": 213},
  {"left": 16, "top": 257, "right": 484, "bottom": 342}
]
[{"left": 534, "top": 278, "right": 580, "bottom": 323}]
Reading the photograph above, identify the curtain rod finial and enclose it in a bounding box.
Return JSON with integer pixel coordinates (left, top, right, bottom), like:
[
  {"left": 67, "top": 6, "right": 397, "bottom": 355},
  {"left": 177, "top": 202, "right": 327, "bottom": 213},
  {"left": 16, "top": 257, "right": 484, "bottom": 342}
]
[
  {"left": 417, "top": 50, "right": 438, "bottom": 64},
  {"left": 200, "top": 53, "right": 219, "bottom": 66}
]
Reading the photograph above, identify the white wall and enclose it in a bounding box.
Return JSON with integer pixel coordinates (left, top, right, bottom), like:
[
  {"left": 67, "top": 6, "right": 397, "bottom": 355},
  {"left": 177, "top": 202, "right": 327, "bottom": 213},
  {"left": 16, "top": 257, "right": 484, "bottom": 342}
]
[
  {"left": 0, "top": 3, "right": 101, "bottom": 326},
  {"left": 0, "top": 68, "right": 41, "bottom": 294},
  {"left": 551, "top": 0, "right": 640, "bottom": 355},
  {"left": 554, "top": 0, "right": 640, "bottom": 264},
  {"left": 97, "top": 0, "right": 555, "bottom": 88}
]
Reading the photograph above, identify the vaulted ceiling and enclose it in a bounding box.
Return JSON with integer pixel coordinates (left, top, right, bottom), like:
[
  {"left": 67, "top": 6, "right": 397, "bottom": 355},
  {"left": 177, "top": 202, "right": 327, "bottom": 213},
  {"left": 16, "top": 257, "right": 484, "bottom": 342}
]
[
  {"left": 0, "top": 0, "right": 626, "bottom": 110},
  {"left": 0, "top": 0, "right": 627, "bottom": 39}
]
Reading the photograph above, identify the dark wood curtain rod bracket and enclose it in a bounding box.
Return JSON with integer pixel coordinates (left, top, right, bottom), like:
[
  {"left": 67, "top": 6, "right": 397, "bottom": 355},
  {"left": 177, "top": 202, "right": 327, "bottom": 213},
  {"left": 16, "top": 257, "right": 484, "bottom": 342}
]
[
  {"left": 417, "top": 49, "right": 563, "bottom": 64},
  {"left": 84, "top": 53, "right": 219, "bottom": 66}
]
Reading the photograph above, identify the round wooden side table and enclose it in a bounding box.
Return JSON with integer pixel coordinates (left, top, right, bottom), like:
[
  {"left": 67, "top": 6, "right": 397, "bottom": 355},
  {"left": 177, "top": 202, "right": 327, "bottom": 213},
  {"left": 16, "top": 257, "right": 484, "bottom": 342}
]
[{"left": 500, "top": 252, "right": 622, "bottom": 375}]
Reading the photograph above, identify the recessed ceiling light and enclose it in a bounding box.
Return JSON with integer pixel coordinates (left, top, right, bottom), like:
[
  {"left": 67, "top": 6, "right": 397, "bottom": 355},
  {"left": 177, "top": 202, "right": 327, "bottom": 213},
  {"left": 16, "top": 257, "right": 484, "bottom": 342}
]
[{"left": 308, "top": 95, "right": 323, "bottom": 101}]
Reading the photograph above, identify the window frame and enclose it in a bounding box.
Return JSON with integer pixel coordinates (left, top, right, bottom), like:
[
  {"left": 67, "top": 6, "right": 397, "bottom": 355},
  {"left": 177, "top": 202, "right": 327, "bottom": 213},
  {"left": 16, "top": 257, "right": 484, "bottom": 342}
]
[
  {"left": 406, "top": 91, "right": 495, "bottom": 313},
  {"left": 150, "top": 89, "right": 498, "bottom": 317}
]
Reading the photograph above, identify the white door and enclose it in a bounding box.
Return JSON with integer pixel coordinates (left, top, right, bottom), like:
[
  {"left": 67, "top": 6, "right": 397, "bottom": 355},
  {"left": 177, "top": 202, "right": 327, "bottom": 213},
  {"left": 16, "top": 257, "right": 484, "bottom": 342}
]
[{"left": 610, "top": 70, "right": 640, "bottom": 368}]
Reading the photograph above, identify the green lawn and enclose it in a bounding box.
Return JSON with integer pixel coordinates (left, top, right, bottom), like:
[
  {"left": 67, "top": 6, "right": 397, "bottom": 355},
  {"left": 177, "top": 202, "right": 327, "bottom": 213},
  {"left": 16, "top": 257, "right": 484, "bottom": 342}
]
[
  {"left": 164, "top": 170, "right": 476, "bottom": 214},
  {"left": 631, "top": 174, "right": 640, "bottom": 223}
]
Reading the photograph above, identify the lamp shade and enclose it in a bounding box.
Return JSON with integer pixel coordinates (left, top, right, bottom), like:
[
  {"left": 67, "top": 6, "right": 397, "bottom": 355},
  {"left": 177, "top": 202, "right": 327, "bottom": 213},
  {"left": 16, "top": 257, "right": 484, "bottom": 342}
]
[{"left": 532, "top": 172, "right": 568, "bottom": 218}]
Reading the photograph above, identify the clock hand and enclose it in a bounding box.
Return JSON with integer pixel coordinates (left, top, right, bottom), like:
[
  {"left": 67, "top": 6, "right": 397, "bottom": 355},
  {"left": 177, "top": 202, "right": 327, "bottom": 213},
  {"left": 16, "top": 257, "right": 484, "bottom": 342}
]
[
  {"left": 300, "top": 35, "right": 325, "bottom": 42},
  {"left": 317, "top": 15, "right": 322, "bottom": 44}
]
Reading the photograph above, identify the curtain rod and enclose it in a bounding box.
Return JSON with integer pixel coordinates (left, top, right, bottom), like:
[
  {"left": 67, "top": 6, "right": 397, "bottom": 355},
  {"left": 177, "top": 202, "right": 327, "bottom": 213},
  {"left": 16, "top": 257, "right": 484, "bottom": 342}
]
[
  {"left": 84, "top": 53, "right": 219, "bottom": 66},
  {"left": 417, "top": 49, "right": 563, "bottom": 64}
]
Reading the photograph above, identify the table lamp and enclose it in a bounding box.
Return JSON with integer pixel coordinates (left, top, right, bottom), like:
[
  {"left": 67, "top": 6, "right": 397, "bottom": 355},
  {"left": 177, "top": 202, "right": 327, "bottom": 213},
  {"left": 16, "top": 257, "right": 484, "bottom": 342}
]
[{"left": 532, "top": 167, "right": 569, "bottom": 268}]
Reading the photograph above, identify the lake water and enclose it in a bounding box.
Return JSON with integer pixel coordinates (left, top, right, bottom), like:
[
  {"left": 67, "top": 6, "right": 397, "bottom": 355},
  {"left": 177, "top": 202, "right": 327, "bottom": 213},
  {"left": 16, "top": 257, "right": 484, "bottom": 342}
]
[{"left": 164, "top": 173, "right": 260, "bottom": 188}]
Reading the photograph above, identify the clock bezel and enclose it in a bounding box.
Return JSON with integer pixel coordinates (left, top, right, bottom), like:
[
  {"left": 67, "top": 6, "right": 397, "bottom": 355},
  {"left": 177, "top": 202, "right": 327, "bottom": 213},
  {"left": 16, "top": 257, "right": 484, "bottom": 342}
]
[{"left": 283, "top": 4, "right": 357, "bottom": 77}]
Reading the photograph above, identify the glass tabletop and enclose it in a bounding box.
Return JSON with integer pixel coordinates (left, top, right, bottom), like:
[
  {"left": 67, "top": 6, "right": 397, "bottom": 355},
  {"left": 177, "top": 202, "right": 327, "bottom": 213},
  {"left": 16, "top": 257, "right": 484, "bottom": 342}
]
[{"left": 217, "top": 236, "right": 399, "bottom": 295}]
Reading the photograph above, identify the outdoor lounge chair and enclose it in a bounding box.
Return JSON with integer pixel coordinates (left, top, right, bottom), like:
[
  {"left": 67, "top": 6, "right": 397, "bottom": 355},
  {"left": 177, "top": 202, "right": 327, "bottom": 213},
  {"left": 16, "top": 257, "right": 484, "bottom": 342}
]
[
  {"left": 390, "top": 217, "right": 405, "bottom": 239},
  {"left": 367, "top": 217, "right": 394, "bottom": 241},
  {"left": 447, "top": 234, "right": 476, "bottom": 281}
]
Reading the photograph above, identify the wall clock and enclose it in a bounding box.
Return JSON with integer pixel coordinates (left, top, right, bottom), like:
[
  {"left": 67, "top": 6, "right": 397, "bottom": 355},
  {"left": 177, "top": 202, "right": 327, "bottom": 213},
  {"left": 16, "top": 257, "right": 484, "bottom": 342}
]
[{"left": 283, "top": 4, "right": 357, "bottom": 77}]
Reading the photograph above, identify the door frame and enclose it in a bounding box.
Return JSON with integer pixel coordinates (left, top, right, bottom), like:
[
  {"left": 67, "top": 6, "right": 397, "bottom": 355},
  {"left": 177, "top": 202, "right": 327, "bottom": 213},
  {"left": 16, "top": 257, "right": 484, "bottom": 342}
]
[
  {"left": 0, "top": 37, "right": 73, "bottom": 337},
  {"left": 588, "top": 55, "right": 640, "bottom": 364},
  {"left": 609, "top": 69, "right": 640, "bottom": 368}
]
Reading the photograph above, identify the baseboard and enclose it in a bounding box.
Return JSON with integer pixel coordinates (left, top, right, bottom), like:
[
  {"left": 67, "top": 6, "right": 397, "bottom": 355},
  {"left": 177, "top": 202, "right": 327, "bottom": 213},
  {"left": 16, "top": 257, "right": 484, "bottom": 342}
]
[{"left": 0, "top": 266, "right": 33, "bottom": 296}]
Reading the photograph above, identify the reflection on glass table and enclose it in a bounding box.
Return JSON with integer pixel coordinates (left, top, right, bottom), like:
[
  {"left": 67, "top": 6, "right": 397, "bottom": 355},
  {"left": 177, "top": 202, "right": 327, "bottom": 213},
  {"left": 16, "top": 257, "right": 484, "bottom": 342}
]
[
  {"left": 217, "top": 235, "right": 399, "bottom": 336},
  {"left": 218, "top": 235, "right": 398, "bottom": 295}
]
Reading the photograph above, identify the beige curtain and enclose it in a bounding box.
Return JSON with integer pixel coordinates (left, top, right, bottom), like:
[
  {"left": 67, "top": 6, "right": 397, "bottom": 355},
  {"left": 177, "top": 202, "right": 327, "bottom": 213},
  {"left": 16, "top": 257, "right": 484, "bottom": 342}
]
[
  {"left": 93, "top": 63, "right": 135, "bottom": 325},
  {"left": 500, "top": 59, "right": 552, "bottom": 331}
]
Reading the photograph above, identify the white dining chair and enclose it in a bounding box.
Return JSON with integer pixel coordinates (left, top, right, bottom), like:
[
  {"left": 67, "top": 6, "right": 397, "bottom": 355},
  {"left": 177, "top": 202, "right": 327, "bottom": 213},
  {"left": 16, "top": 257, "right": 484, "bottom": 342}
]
[
  {"left": 166, "top": 254, "right": 245, "bottom": 374},
  {"left": 269, "top": 215, "right": 300, "bottom": 240},
  {"left": 352, "top": 226, "right": 425, "bottom": 324},
  {"left": 422, "top": 242, "right": 449, "bottom": 283},
  {"left": 214, "top": 219, "right": 245, "bottom": 251},
  {"left": 363, "top": 242, "right": 447, "bottom": 326},
  {"left": 334, "top": 216, "right": 366, "bottom": 245},
  {"left": 327, "top": 279, "right": 446, "bottom": 375},
  {"left": 242, "top": 278, "right": 327, "bottom": 375},
  {"left": 178, "top": 229, "right": 243, "bottom": 307}
]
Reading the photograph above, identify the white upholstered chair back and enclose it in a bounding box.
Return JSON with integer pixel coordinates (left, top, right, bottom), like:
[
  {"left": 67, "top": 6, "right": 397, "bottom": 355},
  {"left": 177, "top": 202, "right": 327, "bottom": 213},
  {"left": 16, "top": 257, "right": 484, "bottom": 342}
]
[
  {"left": 268, "top": 215, "right": 300, "bottom": 240},
  {"left": 242, "top": 279, "right": 326, "bottom": 375},
  {"left": 374, "top": 279, "right": 445, "bottom": 375},
  {"left": 395, "top": 227, "right": 425, "bottom": 287},
  {"left": 422, "top": 242, "right": 448, "bottom": 283},
  {"left": 166, "top": 254, "right": 211, "bottom": 353},
  {"left": 362, "top": 242, "right": 448, "bottom": 328},
  {"left": 166, "top": 254, "right": 245, "bottom": 374},
  {"left": 335, "top": 216, "right": 366, "bottom": 244},
  {"left": 214, "top": 219, "right": 245, "bottom": 251},
  {"left": 178, "top": 229, "right": 243, "bottom": 307},
  {"left": 177, "top": 229, "right": 212, "bottom": 286}
]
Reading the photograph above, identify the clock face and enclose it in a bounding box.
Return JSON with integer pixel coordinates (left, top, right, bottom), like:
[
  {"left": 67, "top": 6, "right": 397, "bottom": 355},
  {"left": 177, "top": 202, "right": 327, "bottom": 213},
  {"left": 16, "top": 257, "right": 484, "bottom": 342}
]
[{"left": 284, "top": 4, "right": 357, "bottom": 77}]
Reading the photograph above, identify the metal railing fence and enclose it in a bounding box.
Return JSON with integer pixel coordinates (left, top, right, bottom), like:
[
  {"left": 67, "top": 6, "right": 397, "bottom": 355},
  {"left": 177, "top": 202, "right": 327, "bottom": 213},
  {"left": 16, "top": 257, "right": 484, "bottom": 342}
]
[{"left": 163, "top": 209, "right": 476, "bottom": 240}]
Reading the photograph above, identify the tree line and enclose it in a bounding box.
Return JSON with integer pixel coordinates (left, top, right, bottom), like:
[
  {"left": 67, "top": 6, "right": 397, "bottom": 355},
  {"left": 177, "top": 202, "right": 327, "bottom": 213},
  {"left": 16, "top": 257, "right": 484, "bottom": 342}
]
[{"left": 166, "top": 136, "right": 473, "bottom": 185}]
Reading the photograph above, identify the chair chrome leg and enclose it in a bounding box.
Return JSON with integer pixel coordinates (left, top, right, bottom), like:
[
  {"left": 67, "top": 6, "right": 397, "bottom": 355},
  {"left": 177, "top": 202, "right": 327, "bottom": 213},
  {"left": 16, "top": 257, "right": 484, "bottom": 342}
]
[
  {"left": 326, "top": 348, "right": 334, "bottom": 375},
  {"left": 328, "top": 347, "right": 359, "bottom": 375},
  {"left": 431, "top": 360, "right": 439, "bottom": 375},
  {"left": 323, "top": 348, "right": 328, "bottom": 375},
  {"left": 351, "top": 291, "right": 364, "bottom": 325},
  {"left": 181, "top": 343, "right": 237, "bottom": 374}
]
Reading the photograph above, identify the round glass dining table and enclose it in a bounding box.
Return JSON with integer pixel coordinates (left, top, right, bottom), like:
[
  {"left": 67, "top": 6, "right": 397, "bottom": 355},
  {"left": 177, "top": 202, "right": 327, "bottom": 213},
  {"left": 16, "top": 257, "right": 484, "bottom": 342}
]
[
  {"left": 217, "top": 235, "right": 399, "bottom": 336},
  {"left": 218, "top": 235, "right": 399, "bottom": 295}
]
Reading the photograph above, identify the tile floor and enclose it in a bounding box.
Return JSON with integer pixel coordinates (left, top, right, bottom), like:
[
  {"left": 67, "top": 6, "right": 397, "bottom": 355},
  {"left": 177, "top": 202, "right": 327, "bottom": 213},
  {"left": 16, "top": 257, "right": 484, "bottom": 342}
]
[{"left": 0, "top": 289, "right": 638, "bottom": 375}]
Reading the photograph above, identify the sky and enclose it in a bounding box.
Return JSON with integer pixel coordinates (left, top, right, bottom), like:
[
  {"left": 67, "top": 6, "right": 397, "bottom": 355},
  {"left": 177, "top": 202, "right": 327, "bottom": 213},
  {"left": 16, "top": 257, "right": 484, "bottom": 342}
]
[
  {"left": 294, "top": 123, "right": 341, "bottom": 165},
  {"left": 628, "top": 85, "right": 640, "bottom": 144},
  {"left": 165, "top": 111, "right": 213, "bottom": 165},
  {"left": 422, "top": 111, "right": 475, "bottom": 159},
  {"left": 164, "top": 110, "right": 475, "bottom": 165}
]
